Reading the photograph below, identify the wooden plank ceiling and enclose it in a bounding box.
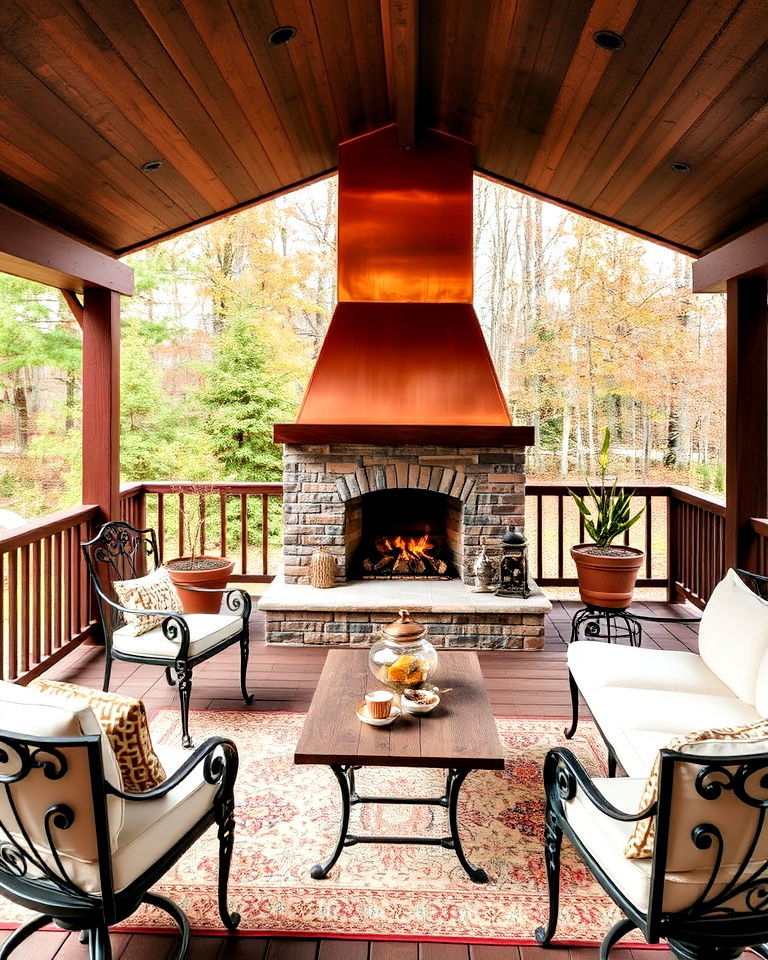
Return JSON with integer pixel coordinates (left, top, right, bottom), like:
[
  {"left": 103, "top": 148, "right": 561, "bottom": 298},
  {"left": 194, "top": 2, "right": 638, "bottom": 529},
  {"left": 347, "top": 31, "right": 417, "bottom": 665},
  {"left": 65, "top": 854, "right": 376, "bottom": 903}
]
[{"left": 1, "top": 0, "right": 767, "bottom": 257}]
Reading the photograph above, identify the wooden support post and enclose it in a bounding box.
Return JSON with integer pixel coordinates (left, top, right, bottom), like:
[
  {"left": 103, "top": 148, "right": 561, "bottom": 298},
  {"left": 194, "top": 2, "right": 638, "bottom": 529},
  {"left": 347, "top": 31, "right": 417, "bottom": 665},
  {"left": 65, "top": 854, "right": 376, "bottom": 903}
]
[
  {"left": 725, "top": 277, "right": 768, "bottom": 571},
  {"left": 82, "top": 288, "right": 121, "bottom": 524}
]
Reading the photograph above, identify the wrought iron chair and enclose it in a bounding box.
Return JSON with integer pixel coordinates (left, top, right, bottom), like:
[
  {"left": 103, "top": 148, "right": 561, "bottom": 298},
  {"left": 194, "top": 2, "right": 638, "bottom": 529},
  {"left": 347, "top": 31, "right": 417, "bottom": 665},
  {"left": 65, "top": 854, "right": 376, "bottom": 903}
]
[
  {"left": 0, "top": 680, "right": 240, "bottom": 960},
  {"left": 83, "top": 521, "right": 253, "bottom": 748},
  {"left": 537, "top": 745, "right": 768, "bottom": 960}
]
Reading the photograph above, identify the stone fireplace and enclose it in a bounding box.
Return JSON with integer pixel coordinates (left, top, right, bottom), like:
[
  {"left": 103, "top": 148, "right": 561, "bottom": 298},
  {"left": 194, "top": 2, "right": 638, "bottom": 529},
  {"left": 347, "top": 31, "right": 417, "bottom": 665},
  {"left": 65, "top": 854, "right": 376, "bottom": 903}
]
[
  {"left": 282, "top": 442, "right": 526, "bottom": 585},
  {"left": 257, "top": 125, "right": 551, "bottom": 648}
]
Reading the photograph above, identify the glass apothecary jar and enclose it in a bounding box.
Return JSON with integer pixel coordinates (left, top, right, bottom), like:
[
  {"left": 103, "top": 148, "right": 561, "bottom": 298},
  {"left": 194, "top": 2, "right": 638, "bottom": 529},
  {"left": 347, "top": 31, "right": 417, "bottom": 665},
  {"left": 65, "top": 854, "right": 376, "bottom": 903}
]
[{"left": 369, "top": 609, "right": 438, "bottom": 693}]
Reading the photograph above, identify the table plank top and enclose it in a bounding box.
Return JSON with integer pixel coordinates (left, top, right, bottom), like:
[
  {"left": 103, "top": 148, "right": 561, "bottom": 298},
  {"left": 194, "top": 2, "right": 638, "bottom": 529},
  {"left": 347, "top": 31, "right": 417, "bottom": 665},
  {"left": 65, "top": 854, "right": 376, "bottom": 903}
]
[{"left": 294, "top": 649, "right": 505, "bottom": 770}]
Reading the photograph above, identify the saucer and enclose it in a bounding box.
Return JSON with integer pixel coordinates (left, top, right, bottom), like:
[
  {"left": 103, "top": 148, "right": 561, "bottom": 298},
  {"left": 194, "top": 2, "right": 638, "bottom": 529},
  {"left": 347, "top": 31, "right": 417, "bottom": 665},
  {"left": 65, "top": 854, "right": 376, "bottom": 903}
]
[{"left": 356, "top": 702, "right": 401, "bottom": 726}]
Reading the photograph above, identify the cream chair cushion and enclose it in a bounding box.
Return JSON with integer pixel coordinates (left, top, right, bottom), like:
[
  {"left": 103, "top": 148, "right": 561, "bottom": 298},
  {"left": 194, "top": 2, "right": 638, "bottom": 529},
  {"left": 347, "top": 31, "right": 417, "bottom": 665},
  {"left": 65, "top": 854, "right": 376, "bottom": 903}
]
[
  {"left": 697, "top": 568, "right": 768, "bottom": 706},
  {"left": 64, "top": 744, "right": 220, "bottom": 894},
  {"left": 625, "top": 719, "right": 768, "bottom": 859},
  {"left": 112, "top": 613, "right": 242, "bottom": 659},
  {"left": 565, "top": 775, "right": 767, "bottom": 914},
  {"left": 0, "top": 680, "right": 124, "bottom": 862}
]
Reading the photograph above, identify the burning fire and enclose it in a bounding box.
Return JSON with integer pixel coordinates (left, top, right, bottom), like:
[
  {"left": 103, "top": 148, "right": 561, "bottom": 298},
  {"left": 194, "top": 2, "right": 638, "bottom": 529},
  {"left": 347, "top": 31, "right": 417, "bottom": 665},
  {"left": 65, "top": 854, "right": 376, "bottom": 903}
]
[{"left": 366, "top": 533, "right": 447, "bottom": 576}]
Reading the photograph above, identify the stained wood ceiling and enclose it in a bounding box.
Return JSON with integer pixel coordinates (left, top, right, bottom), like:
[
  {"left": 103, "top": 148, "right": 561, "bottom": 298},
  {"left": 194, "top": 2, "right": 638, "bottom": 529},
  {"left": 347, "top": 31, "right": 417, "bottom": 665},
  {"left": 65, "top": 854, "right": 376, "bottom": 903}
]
[{"left": 1, "top": 0, "right": 767, "bottom": 258}]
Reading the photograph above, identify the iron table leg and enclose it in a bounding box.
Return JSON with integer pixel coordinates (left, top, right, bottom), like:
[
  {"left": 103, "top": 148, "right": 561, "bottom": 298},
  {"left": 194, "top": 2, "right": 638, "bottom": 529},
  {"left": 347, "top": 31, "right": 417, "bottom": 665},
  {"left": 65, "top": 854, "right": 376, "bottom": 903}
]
[
  {"left": 444, "top": 767, "right": 488, "bottom": 883},
  {"left": 311, "top": 764, "right": 351, "bottom": 879}
]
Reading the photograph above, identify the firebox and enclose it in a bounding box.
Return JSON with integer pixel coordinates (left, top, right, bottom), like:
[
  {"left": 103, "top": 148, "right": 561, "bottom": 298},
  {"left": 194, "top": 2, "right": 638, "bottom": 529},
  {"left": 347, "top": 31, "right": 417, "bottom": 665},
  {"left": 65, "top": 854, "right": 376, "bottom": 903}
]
[{"left": 346, "top": 489, "right": 461, "bottom": 579}]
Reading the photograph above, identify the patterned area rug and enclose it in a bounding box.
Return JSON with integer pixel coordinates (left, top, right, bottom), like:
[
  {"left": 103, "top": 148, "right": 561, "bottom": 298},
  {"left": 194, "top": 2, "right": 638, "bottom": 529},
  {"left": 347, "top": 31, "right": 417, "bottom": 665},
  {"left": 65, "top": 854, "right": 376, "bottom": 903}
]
[{"left": 5, "top": 710, "right": 642, "bottom": 944}]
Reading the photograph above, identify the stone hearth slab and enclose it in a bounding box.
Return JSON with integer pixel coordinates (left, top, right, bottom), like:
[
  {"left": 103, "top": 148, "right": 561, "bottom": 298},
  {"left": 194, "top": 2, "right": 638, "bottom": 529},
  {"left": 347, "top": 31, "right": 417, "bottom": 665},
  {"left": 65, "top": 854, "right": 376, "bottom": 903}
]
[
  {"left": 258, "top": 573, "right": 551, "bottom": 615},
  {"left": 258, "top": 572, "right": 552, "bottom": 650}
]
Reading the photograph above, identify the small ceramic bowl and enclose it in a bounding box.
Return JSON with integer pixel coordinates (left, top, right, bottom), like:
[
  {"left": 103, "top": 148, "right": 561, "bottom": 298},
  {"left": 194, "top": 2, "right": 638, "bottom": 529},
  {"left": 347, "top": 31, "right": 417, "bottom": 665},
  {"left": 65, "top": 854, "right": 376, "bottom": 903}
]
[{"left": 401, "top": 688, "right": 440, "bottom": 714}]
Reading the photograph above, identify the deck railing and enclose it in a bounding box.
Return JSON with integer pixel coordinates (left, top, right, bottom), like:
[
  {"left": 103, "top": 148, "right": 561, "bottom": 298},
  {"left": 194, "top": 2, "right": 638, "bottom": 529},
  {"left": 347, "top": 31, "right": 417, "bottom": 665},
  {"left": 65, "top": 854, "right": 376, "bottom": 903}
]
[
  {"left": 0, "top": 504, "right": 99, "bottom": 682},
  {"left": 0, "top": 478, "right": 734, "bottom": 681}
]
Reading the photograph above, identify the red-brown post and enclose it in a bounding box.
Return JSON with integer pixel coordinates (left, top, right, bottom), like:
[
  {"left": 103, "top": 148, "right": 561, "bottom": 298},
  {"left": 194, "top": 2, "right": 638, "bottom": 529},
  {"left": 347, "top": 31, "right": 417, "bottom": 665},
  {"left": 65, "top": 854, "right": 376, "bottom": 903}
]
[
  {"left": 725, "top": 277, "right": 768, "bottom": 571},
  {"left": 82, "top": 287, "right": 121, "bottom": 523}
]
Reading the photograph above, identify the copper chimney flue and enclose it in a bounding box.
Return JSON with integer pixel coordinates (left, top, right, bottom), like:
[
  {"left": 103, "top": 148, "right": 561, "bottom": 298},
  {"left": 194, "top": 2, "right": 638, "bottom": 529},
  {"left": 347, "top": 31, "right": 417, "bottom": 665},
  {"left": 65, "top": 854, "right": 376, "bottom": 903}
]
[{"left": 275, "top": 125, "right": 532, "bottom": 447}]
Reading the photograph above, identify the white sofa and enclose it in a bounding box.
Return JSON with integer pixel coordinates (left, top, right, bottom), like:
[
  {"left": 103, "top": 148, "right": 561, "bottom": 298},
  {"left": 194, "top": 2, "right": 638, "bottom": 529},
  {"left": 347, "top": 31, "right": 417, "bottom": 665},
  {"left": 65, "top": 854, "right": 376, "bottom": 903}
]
[{"left": 567, "top": 567, "right": 768, "bottom": 777}]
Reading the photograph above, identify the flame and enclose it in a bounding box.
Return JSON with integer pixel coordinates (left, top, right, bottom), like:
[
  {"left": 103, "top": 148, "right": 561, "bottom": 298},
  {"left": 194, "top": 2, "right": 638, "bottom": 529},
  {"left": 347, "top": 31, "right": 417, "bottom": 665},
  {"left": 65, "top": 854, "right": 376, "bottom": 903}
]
[{"left": 388, "top": 534, "right": 437, "bottom": 561}]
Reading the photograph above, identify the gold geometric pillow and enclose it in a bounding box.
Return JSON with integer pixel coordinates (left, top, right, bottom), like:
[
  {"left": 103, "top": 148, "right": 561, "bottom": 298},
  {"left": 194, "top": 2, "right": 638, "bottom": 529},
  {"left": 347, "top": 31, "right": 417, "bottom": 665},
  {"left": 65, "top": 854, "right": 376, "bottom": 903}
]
[
  {"left": 29, "top": 679, "right": 167, "bottom": 794},
  {"left": 113, "top": 566, "right": 181, "bottom": 637},
  {"left": 624, "top": 717, "right": 768, "bottom": 859}
]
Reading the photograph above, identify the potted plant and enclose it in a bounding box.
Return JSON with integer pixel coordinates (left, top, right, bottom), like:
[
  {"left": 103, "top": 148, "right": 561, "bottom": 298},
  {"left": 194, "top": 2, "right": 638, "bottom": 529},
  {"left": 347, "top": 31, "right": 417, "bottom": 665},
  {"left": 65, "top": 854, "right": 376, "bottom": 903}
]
[
  {"left": 165, "top": 487, "right": 235, "bottom": 615},
  {"left": 569, "top": 429, "right": 645, "bottom": 609}
]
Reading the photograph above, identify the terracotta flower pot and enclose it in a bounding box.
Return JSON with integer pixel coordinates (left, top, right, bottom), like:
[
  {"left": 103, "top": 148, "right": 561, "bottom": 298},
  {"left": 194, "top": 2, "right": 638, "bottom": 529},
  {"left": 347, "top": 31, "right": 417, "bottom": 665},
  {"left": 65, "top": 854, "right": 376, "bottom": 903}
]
[
  {"left": 166, "top": 557, "right": 235, "bottom": 615},
  {"left": 570, "top": 544, "right": 645, "bottom": 609}
]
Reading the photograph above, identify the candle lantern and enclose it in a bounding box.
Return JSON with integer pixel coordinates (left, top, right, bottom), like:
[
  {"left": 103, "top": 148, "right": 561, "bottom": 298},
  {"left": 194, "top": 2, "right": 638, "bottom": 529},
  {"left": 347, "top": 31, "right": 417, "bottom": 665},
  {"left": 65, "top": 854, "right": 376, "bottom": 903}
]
[{"left": 495, "top": 525, "right": 530, "bottom": 598}]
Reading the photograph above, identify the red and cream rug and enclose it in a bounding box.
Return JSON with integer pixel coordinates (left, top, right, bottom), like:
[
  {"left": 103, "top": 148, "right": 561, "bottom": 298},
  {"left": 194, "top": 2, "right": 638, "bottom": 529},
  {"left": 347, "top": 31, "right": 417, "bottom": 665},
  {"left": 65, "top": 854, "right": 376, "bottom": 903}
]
[{"left": 6, "top": 710, "right": 641, "bottom": 944}]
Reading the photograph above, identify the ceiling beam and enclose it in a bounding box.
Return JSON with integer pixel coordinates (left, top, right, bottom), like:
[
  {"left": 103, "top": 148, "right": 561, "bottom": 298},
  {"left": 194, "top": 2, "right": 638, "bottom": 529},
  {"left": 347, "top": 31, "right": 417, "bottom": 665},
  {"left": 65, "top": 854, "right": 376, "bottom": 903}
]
[
  {"left": 380, "top": 0, "right": 419, "bottom": 150},
  {"left": 0, "top": 204, "right": 134, "bottom": 296},
  {"left": 692, "top": 220, "right": 768, "bottom": 293}
]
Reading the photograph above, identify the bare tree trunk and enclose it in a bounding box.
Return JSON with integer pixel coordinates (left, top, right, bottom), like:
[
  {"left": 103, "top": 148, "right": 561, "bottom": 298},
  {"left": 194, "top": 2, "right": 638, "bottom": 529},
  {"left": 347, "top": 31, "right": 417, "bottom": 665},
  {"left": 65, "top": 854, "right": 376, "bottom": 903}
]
[{"left": 560, "top": 403, "right": 571, "bottom": 477}]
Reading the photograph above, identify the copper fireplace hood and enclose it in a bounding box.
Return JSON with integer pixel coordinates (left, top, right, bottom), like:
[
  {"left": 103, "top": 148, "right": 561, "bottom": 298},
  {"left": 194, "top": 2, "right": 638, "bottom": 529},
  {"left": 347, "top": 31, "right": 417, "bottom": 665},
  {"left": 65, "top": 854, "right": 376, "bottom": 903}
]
[{"left": 275, "top": 125, "right": 533, "bottom": 446}]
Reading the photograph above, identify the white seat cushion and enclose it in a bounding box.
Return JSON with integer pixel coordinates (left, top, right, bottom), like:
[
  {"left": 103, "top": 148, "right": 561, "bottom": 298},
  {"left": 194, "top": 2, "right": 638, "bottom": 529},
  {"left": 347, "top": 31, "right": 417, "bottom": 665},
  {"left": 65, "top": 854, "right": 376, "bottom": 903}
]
[
  {"left": 112, "top": 614, "right": 242, "bottom": 659},
  {"left": 568, "top": 640, "right": 733, "bottom": 699},
  {"left": 698, "top": 568, "right": 768, "bottom": 706},
  {"left": 583, "top": 686, "right": 761, "bottom": 777},
  {"left": 61, "top": 744, "right": 220, "bottom": 893},
  {"left": 565, "top": 775, "right": 766, "bottom": 914}
]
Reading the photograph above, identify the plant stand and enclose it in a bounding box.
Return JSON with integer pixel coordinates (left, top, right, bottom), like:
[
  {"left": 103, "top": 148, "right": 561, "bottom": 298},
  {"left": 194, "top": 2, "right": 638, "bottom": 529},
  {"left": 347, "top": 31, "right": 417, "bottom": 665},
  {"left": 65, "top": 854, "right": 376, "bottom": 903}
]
[{"left": 569, "top": 604, "right": 643, "bottom": 646}]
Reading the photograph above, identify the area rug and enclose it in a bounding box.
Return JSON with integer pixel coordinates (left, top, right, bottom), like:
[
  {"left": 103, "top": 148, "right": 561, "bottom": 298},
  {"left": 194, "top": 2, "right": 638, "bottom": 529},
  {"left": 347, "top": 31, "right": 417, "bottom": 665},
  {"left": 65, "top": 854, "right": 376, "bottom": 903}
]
[{"left": 3, "top": 710, "right": 643, "bottom": 945}]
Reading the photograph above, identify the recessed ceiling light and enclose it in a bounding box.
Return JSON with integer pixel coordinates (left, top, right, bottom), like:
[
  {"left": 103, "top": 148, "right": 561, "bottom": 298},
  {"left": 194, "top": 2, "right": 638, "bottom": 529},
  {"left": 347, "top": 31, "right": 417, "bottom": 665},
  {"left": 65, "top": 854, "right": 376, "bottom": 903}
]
[
  {"left": 593, "top": 30, "right": 625, "bottom": 51},
  {"left": 140, "top": 160, "right": 163, "bottom": 172},
  {"left": 268, "top": 25, "right": 297, "bottom": 46},
  {"left": 670, "top": 161, "right": 692, "bottom": 173}
]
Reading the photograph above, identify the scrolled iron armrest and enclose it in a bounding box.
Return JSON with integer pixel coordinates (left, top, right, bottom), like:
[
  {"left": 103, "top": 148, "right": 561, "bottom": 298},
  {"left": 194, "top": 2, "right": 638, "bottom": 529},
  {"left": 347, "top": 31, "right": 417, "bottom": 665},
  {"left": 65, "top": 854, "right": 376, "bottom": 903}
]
[
  {"left": 105, "top": 737, "right": 238, "bottom": 802},
  {"left": 544, "top": 747, "right": 656, "bottom": 822}
]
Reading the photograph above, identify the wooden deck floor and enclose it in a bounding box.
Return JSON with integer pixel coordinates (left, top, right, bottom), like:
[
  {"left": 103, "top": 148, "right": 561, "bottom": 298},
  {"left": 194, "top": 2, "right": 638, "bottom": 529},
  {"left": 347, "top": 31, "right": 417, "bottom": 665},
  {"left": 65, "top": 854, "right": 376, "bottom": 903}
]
[{"left": 4, "top": 600, "right": 699, "bottom": 960}]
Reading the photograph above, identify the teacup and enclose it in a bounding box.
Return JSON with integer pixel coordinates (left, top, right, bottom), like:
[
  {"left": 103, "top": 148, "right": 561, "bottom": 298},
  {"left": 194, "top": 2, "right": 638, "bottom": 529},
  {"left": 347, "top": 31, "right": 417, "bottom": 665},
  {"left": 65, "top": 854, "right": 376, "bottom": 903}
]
[{"left": 365, "top": 690, "right": 394, "bottom": 719}]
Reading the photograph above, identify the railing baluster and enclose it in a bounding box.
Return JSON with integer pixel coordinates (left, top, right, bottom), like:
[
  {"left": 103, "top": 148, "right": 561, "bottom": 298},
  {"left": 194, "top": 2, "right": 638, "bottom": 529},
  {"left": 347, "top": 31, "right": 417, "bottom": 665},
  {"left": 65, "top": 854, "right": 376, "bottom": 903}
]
[
  {"left": 44, "top": 536, "right": 52, "bottom": 659},
  {"left": 31, "top": 540, "right": 41, "bottom": 666},
  {"left": 536, "top": 494, "right": 543, "bottom": 581},
  {"left": 157, "top": 494, "right": 165, "bottom": 562},
  {"left": 262, "top": 494, "right": 269, "bottom": 576},
  {"left": 556, "top": 495, "right": 564, "bottom": 581},
  {"left": 53, "top": 532, "right": 62, "bottom": 653},
  {"left": 178, "top": 493, "right": 185, "bottom": 558},
  {"left": 20, "top": 545, "right": 30, "bottom": 674},
  {"left": 8, "top": 550, "right": 17, "bottom": 680},
  {"left": 644, "top": 496, "right": 652, "bottom": 579},
  {"left": 241, "top": 494, "right": 248, "bottom": 576},
  {"left": 220, "top": 493, "right": 227, "bottom": 560}
]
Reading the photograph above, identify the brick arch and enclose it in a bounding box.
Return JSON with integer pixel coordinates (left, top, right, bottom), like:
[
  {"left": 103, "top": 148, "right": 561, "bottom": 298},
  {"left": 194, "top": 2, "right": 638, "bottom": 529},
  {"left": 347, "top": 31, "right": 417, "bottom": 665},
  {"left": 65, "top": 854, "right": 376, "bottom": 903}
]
[{"left": 334, "top": 465, "right": 476, "bottom": 505}]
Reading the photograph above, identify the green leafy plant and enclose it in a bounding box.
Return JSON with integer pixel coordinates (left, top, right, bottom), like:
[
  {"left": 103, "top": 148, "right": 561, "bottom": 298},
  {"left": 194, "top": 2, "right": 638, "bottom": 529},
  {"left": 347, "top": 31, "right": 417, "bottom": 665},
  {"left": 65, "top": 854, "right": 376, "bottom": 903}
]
[{"left": 569, "top": 428, "right": 644, "bottom": 548}]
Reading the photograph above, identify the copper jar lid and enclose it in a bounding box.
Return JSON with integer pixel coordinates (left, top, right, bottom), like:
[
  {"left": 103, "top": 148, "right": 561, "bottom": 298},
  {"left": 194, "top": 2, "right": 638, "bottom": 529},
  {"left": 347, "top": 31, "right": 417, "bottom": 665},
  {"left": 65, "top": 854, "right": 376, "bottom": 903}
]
[{"left": 382, "top": 609, "right": 427, "bottom": 643}]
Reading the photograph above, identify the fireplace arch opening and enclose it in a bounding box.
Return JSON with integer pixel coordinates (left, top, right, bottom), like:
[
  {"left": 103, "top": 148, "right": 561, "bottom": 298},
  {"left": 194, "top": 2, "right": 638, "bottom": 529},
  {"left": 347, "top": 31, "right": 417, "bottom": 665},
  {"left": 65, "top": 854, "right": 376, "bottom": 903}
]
[{"left": 346, "top": 488, "right": 462, "bottom": 579}]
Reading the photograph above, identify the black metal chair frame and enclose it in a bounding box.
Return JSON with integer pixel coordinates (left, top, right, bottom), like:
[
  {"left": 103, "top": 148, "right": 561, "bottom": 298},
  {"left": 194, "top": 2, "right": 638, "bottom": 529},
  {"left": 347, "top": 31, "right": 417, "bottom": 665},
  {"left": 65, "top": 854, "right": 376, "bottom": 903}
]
[
  {"left": 536, "top": 746, "right": 768, "bottom": 960},
  {"left": 82, "top": 521, "right": 254, "bottom": 748},
  {"left": 0, "top": 728, "right": 240, "bottom": 960}
]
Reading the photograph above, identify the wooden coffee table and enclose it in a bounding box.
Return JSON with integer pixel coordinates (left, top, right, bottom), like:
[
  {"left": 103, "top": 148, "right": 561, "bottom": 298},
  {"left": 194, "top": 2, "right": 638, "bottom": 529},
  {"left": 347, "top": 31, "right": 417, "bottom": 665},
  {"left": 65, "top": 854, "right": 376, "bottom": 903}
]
[{"left": 294, "top": 648, "right": 505, "bottom": 883}]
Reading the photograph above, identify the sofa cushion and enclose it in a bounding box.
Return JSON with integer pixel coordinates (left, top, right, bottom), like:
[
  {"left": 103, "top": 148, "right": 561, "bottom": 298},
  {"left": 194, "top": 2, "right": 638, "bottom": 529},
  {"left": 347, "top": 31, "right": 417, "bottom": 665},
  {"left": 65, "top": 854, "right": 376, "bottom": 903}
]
[
  {"left": 698, "top": 568, "right": 768, "bottom": 706},
  {"left": 29, "top": 680, "right": 166, "bottom": 794},
  {"left": 625, "top": 718, "right": 768, "bottom": 859},
  {"left": 566, "top": 774, "right": 768, "bottom": 914},
  {"left": 571, "top": 673, "right": 760, "bottom": 777},
  {"left": 113, "top": 566, "right": 182, "bottom": 637},
  {"left": 112, "top": 613, "right": 242, "bottom": 660},
  {"left": 568, "top": 640, "right": 732, "bottom": 699}
]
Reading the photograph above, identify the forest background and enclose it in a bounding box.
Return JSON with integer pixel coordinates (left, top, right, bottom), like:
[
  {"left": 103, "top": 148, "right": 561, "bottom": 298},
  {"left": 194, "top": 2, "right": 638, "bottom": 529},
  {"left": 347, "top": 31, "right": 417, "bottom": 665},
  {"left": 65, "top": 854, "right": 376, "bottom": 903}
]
[{"left": 0, "top": 176, "right": 725, "bottom": 521}]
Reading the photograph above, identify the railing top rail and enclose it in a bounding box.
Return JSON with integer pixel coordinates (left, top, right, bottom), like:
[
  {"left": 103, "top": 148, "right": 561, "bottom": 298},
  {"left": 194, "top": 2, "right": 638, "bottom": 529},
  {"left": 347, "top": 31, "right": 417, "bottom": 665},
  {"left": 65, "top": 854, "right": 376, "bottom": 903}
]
[
  {"left": 752, "top": 517, "right": 768, "bottom": 537},
  {"left": 0, "top": 504, "right": 99, "bottom": 552},
  {"left": 525, "top": 482, "right": 670, "bottom": 495},
  {"left": 667, "top": 484, "right": 726, "bottom": 516},
  {"left": 119, "top": 482, "right": 145, "bottom": 498},
  {"left": 140, "top": 481, "right": 284, "bottom": 496}
]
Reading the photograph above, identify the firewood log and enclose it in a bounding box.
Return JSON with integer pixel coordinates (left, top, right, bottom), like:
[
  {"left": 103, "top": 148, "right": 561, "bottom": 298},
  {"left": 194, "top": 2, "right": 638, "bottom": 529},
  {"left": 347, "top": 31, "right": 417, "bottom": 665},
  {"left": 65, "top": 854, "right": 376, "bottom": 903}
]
[
  {"left": 393, "top": 556, "right": 411, "bottom": 574},
  {"left": 363, "top": 558, "right": 374, "bottom": 572},
  {"left": 410, "top": 556, "right": 426, "bottom": 574},
  {"left": 434, "top": 558, "right": 447, "bottom": 575},
  {"left": 375, "top": 555, "right": 394, "bottom": 571}
]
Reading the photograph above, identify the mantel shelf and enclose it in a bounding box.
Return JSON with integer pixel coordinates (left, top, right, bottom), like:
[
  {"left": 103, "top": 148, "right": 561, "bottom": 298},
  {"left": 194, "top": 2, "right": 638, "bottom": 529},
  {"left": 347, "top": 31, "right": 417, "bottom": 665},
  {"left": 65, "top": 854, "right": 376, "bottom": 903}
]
[{"left": 273, "top": 424, "right": 535, "bottom": 446}]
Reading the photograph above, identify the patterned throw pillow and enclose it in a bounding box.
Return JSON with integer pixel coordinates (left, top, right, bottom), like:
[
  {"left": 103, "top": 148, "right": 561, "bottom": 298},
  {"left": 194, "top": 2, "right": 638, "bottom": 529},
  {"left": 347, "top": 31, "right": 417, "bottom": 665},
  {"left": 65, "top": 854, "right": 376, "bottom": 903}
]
[
  {"left": 113, "top": 566, "right": 181, "bottom": 637},
  {"left": 624, "top": 718, "right": 768, "bottom": 858},
  {"left": 29, "top": 679, "right": 167, "bottom": 794}
]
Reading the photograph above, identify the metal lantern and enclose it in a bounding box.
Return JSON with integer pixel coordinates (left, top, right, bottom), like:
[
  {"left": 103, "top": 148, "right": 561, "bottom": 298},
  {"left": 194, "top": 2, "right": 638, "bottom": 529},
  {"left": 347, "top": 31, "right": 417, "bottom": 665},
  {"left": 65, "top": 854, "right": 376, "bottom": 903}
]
[{"left": 495, "top": 525, "right": 530, "bottom": 598}]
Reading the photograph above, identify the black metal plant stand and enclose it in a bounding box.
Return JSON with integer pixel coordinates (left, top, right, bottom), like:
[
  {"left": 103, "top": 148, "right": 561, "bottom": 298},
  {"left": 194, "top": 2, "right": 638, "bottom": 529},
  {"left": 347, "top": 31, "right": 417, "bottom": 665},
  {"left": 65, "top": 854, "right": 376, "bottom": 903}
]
[
  {"left": 569, "top": 604, "right": 643, "bottom": 646},
  {"left": 310, "top": 763, "right": 488, "bottom": 883}
]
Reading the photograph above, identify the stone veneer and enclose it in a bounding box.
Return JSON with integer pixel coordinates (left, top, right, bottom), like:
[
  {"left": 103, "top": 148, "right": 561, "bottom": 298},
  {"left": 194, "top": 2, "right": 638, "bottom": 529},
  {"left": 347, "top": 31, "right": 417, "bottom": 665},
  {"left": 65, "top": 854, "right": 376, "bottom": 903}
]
[{"left": 282, "top": 443, "right": 526, "bottom": 584}]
